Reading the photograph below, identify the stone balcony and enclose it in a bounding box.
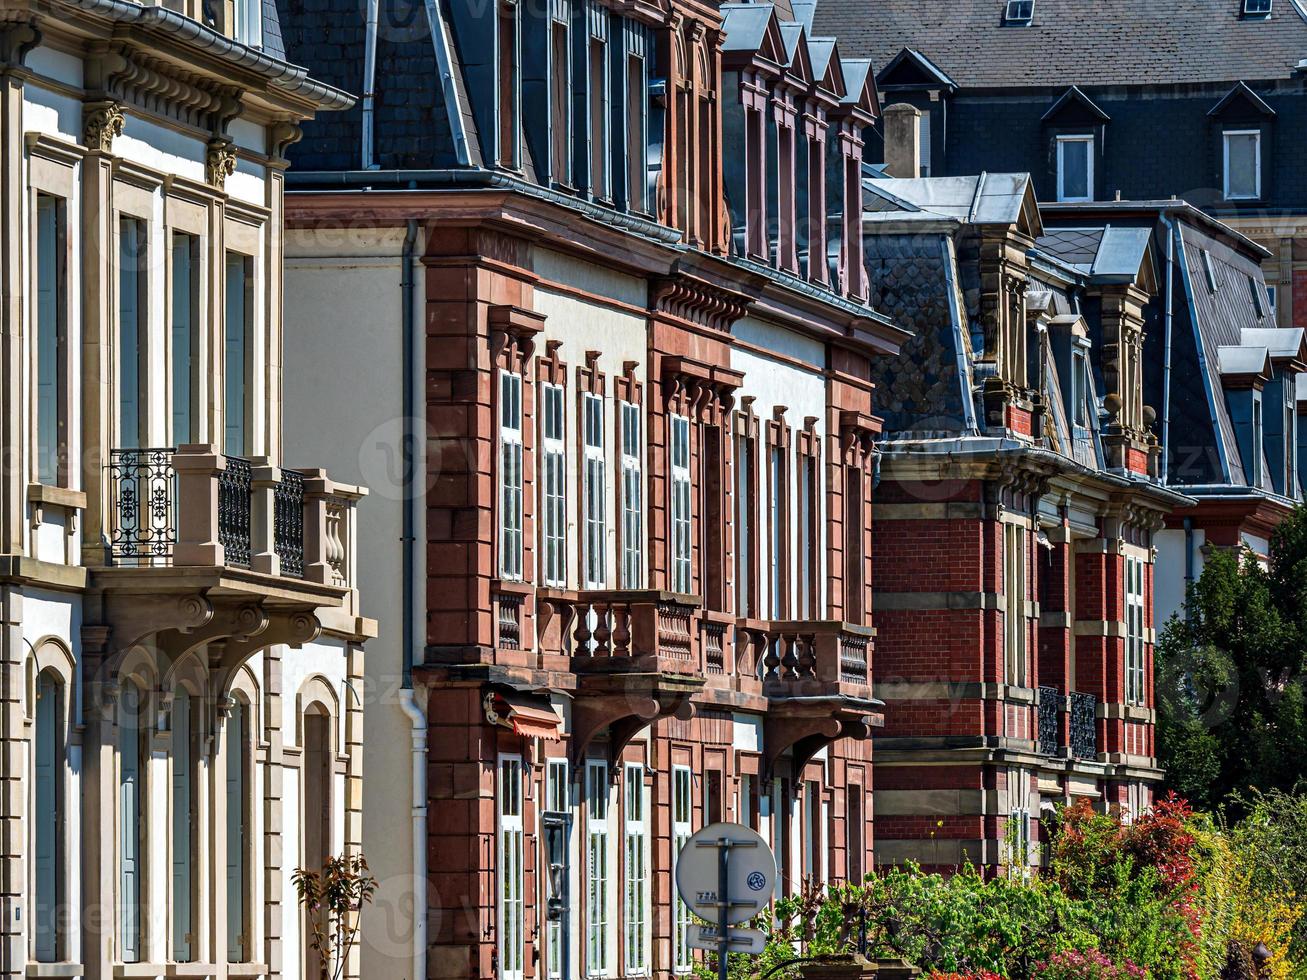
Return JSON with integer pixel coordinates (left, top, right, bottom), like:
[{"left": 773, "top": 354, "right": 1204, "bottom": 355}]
[{"left": 86, "top": 444, "right": 367, "bottom": 674}]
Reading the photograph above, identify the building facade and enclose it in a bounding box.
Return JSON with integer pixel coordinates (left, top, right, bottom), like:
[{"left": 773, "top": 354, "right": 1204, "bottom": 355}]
[
  {"left": 860, "top": 168, "right": 1185, "bottom": 871},
  {"left": 813, "top": 0, "right": 1307, "bottom": 332},
  {"left": 0, "top": 2, "right": 370, "bottom": 978},
  {"left": 278, "top": 1, "right": 905, "bottom": 978}
]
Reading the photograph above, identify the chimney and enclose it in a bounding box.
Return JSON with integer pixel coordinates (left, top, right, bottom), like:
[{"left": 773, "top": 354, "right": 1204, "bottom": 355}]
[{"left": 882, "top": 103, "right": 922, "bottom": 179}]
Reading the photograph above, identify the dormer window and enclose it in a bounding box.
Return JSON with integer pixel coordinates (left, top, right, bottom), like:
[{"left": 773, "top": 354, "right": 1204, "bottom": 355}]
[
  {"left": 497, "top": 1, "right": 521, "bottom": 170},
  {"left": 233, "top": 0, "right": 262, "bottom": 47},
  {"left": 1223, "top": 129, "right": 1261, "bottom": 200},
  {"left": 550, "top": 15, "right": 571, "bottom": 185},
  {"left": 1252, "top": 391, "right": 1264, "bottom": 487},
  {"left": 1201, "top": 250, "right": 1218, "bottom": 292},
  {"left": 1250, "top": 276, "right": 1266, "bottom": 319},
  {"left": 588, "top": 26, "right": 611, "bottom": 201},
  {"left": 1056, "top": 135, "right": 1093, "bottom": 202},
  {"left": 1243, "top": 0, "right": 1272, "bottom": 16},
  {"left": 1071, "top": 347, "right": 1090, "bottom": 428},
  {"left": 1004, "top": 1, "right": 1034, "bottom": 24}
]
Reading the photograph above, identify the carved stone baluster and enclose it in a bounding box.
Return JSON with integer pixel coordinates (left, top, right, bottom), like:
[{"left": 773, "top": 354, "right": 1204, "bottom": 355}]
[
  {"left": 779, "top": 631, "right": 800, "bottom": 678},
  {"left": 611, "top": 605, "right": 631, "bottom": 657},
  {"left": 762, "top": 631, "right": 781, "bottom": 679},
  {"left": 798, "top": 634, "right": 817, "bottom": 677},
  {"left": 593, "top": 602, "right": 612, "bottom": 656},
  {"left": 574, "top": 602, "right": 593, "bottom": 655}
]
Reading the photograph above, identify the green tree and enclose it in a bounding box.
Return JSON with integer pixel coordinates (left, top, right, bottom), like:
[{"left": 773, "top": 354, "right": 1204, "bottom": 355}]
[{"left": 1156, "top": 504, "right": 1307, "bottom": 809}]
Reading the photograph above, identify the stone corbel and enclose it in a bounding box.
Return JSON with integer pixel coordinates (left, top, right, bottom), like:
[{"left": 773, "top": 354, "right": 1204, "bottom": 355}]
[
  {"left": 763, "top": 705, "right": 876, "bottom": 789},
  {"left": 0, "top": 18, "right": 41, "bottom": 70},
  {"left": 205, "top": 137, "right": 238, "bottom": 190},
  {"left": 567, "top": 687, "right": 695, "bottom": 771},
  {"left": 488, "top": 305, "right": 546, "bottom": 371},
  {"left": 270, "top": 119, "right": 303, "bottom": 162},
  {"left": 83, "top": 101, "right": 125, "bottom": 154}
]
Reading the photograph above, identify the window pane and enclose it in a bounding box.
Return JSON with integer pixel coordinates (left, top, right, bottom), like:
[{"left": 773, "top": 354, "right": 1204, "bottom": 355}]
[
  {"left": 33, "top": 673, "right": 61, "bottom": 962},
  {"left": 1226, "top": 132, "right": 1259, "bottom": 198},
  {"left": 172, "top": 235, "right": 198, "bottom": 445},
  {"left": 224, "top": 254, "right": 251, "bottom": 456},
  {"left": 119, "top": 219, "right": 146, "bottom": 450},
  {"left": 36, "top": 197, "right": 63, "bottom": 485},
  {"left": 1059, "top": 139, "right": 1090, "bottom": 201}
]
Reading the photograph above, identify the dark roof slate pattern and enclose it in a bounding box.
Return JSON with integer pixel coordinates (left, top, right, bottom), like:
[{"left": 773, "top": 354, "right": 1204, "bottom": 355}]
[{"left": 811, "top": 0, "right": 1307, "bottom": 87}]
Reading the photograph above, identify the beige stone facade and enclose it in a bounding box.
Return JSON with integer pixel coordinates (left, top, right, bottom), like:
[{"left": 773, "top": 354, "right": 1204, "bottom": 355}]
[{"left": 0, "top": 3, "right": 370, "bottom": 979}]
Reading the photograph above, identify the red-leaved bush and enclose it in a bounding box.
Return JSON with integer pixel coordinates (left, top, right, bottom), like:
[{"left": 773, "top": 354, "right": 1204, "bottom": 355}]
[{"left": 1031, "top": 950, "right": 1148, "bottom": 980}]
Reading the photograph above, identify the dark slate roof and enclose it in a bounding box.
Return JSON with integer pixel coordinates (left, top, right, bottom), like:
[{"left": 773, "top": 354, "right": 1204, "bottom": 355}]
[
  {"left": 811, "top": 0, "right": 1307, "bottom": 87},
  {"left": 260, "top": 0, "right": 286, "bottom": 62}
]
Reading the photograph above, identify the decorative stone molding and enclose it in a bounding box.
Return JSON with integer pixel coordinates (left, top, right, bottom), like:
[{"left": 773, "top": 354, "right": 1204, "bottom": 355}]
[
  {"left": 86, "top": 45, "right": 243, "bottom": 132},
  {"left": 205, "top": 137, "right": 238, "bottom": 189},
  {"left": 83, "top": 101, "right": 125, "bottom": 153},
  {"left": 0, "top": 17, "right": 41, "bottom": 69},
  {"left": 650, "top": 274, "right": 751, "bottom": 333},
  {"left": 270, "top": 119, "right": 303, "bottom": 160}
]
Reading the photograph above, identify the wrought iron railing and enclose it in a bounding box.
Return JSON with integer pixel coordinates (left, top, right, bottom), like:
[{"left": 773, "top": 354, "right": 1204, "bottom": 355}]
[
  {"left": 274, "top": 469, "right": 305, "bottom": 578},
  {"left": 218, "top": 455, "right": 252, "bottom": 569},
  {"left": 108, "top": 448, "right": 177, "bottom": 561},
  {"left": 1038, "top": 686, "right": 1064, "bottom": 756},
  {"left": 1070, "top": 691, "right": 1097, "bottom": 760}
]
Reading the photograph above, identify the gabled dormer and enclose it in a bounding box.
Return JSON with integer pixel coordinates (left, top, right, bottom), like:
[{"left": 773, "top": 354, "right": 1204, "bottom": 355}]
[
  {"left": 1208, "top": 82, "right": 1275, "bottom": 203},
  {"left": 828, "top": 57, "right": 879, "bottom": 300},
  {"left": 1042, "top": 86, "right": 1110, "bottom": 203},
  {"left": 797, "top": 35, "right": 846, "bottom": 286},
  {"left": 875, "top": 48, "right": 957, "bottom": 179},
  {"left": 771, "top": 21, "right": 815, "bottom": 273},
  {"left": 1219, "top": 344, "right": 1273, "bottom": 489},
  {"left": 1242, "top": 328, "right": 1306, "bottom": 498}
]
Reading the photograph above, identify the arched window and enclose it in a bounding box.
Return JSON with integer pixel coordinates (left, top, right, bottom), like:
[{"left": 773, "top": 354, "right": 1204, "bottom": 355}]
[
  {"left": 226, "top": 700, "right": 252, "bottom": 962},
  {"left": 171, "top": 690, "right": 199, "bottom": 962},
  {"left": 119, "top": 680, "right": 147, "bottom": 963},
  {"left": 33, "top": 670, "right": 63, "bottom": 962},
  {"left": 303, "top": 708, "right": 333, "bottom": 978}
]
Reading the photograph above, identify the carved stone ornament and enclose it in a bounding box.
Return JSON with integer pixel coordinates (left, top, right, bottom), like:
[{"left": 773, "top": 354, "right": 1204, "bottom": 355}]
[
  {"left": 205, "top": 137, "right": 238, "bottom": 190},
  {"left": 83, "top": 102, "right": 125, "bottom": 153}
]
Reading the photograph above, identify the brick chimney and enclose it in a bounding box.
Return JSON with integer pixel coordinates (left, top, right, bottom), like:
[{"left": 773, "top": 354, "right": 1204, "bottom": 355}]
[{"left": 882, "top": 103, "right": 922, "bottom": 179}]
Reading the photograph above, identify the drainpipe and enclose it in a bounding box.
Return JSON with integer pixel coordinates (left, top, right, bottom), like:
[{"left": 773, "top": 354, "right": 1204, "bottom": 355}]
[
  {"left": 399, "top": 219, "right": 427, "bottom": 980},
  {"left": 361, "top": 0, "right": 380, "bottom": 169},
  {"left": 1183, "top": 516, "right": 1195, "bottom": 621},
  {"left": 1160, "top": 211, "right": 1177, "bottom": 485}
]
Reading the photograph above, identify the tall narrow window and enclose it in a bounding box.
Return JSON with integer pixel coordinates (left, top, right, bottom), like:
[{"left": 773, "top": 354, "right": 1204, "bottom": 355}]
[
  {"left": 1252, "top": 393, "right": 1265, "bottom": 487},
  {"left": 119, "top": 218, "right": 148, "bottom": 450},
  {"left": 1125, "top": 556, "right": 1146, "bottom": 706},
  {"left": 769, "top": 444, "right": 787, "bottom": 619},
  {"left": 119, "top": 681, "right": 146, "bottom": 963},
  {"left": 544, "top": 759, "right": 569, "bottom": 980},
  {"left": 705, "top": 770, "right": 723, "bottom": 825},
  {"left": 844, "top": 468, "right": 864, "bottom": 623},
  {"left": 802, "top": 781, "right": 819, "bottom": 882},
  {"left": 736, "top": 433, "right": 754, "bottom": 617},
  {"left": 1286, "top": 380, "right": 1297, "bottom": 497},
  {"left": 550, "top": 19, "right": 571, "bottom": 184},
  {"left": 302, "top": 711, "right": 333, "bottom": 980},
  {"left": 233, "top": 0, "right": 263, "bottom": 47},
  {"left": 585, "top": 761, "right": 610, "bottom": 977},
  {"left": 739, "top": 773, "right": 755, "bottom": 829},
  {"left": 625, "top": 54, "right": 647, "bottom": 212},
  {"left": 620, "top": 401, "right": 643, "bottom": 588},
  {"left": 583, "top": 393, "right": 607, "bottom": 588},
  {"left": 35, "top": 195, "right": 66, "bottom": 485},
  {"left": 1056, "top": 135, "right": 1093, "bottom": 203},
  {"left": 919, "top": 109, "right": 932, "bottom": 178},
  {"left": 1007, "top": 769, "right": 1032, "bottom": 870},
  {"left": 670, "top": 415, "right": 692, "bottom": 594},
  {"left": 542, "top": 383, "right": 567, "bottom": 587},
  {"left": 623, "top": 764, "right": 648, "bottom": 976},
  {"left": 589, "top": 36, "right": 609, "bottom": 200},
  {"left": 702, "top": 427, "right": 725, "bottom": 609},
  {"left": 224, "top": 253, "right": 252, "bottom": 456},
  {"left": 671, "top": 766, "right": 692, "bottom": 974},
  {"left": 798, "top": 454, "right": 819, "bottom": 619},
  {"left": 1072, "top": 348, "right": 1089, "bottom": 428},
  {"left": 845, "top": 785, "right": 864, "bottom": 883},
  {"left": 498, "top": 756, "right": 525, "bottom": 980},
  {"left": 499, "top": 372, "right": 524, "bottom": 580},
  {"left": 171, "top": 234, "right": 200, "bottom": 445},
  {"left": 33, "top": 671, "right": 62, "bottom": 963},
  {"left": 226, "top": 701, "right": 251, "bottom": 962},
  {"left": 172, "top": 692, "right": 199, "bottom": 962},
  {"left": 498, "top": 2, "right": 520, "bottom": 169},
  {"left": 1004, "top": 523, "right": 1028, "bottom": 687},
  {"left": 1223, "top": 130, "right": 1261, "bottom": 200}
]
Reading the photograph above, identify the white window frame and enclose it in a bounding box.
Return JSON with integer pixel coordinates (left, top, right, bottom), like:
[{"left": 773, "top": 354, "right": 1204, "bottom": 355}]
[
  {"left": 623, "top": 763, "right": 648, "bottom": 976},
  {"left": 544, "top": 759, "right": 569, "bottom": 980},
  {"left": 1125, "top": 555, "right": 1147, "bottom": 706},
  {"left": 1056, "top": 134, "right": 1094, "bottom": 203},
  {"left": 583, "top": 392, "right": 607, "bottom": 589},
  {"left": 672, "top": 765, "right": 693, "bottom": 974},
  {"left": 1007, "top": 768, "right": 1032, "bottom": 871},
  {"left": 1004, "top": 0, "right": 1034, "bottom": 22},
  {"left": 620, "top": 401, "right": 643, "bottom": 589},
  {"left": 541, "top": 382, "right": 567, "bottom": 587},
  {"left": 498, "top": 755, "right": 526, "bottom": 980},
  {"left": 585, "top": 761, "right": 610, "bottom": 977},
  {"left": 1223, "top": 129, "right": 1262, "bottom": 201},
  {"left": 918, "top": 108, "right": 932, "bottom": 178},
  {"left": 670, "top": 415, "right": 692, "bottom": 594},
  {"left": 34, "top": 195, "right": 65, "bottom": 487},
  {"left": 234, "top": 0, "right": 264, "bottom": 48},
  {"left": 499, "top": 371, "right": 525, "bottom": 580},
  {"left": 1253, "top": 390, "right": 1265, "bottom": 487},
  {"left": 119, "top": 681, "right": 146, "bottom": 963},
  {"left": 1004, "top": 522, "right": 1028, "bottom": 688}
]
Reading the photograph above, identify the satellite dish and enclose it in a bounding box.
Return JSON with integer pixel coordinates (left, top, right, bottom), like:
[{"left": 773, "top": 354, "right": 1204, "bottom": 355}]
[{"left": 674, "top": 822, "right": 777, "bottom": 926}]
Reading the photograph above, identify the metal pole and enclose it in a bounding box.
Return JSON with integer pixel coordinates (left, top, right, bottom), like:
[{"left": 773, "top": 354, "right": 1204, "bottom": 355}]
[{"left": 718, "top": 838, "right": 731, "bottom": 980}]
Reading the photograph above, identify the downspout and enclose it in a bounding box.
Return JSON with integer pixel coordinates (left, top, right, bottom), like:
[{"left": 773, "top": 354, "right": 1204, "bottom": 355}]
[
  {"left": 1183, "top": 516, "right": 1195, "bottom": 621},
  {"left": 399, "top": 218, "right": 428, "bottom": 980},
  {"left": 361, "top": 0, "right": 380, "bottom": 169},
  {"left": 1160, "top": 211, "right": 1176, "bottom": 485}
]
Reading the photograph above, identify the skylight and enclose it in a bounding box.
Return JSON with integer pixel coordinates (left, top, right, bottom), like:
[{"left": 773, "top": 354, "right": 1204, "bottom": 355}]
[
  {"left": 1243, "top": 0, "right": 1272, "bottom": 16},
  {"left": 1004, "top": 0, "right": 1034, "bottom": 23}
]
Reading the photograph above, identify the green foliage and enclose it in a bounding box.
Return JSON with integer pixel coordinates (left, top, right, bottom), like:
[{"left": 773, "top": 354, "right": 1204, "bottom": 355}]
[
  {"left": 696, "top": 796, "right": 1307, "bottom": 980},
  {"left": 1156, "top": 504, "right": 1307, "bottom": 810},
  {"left": 292, "top": 852, "right": 377, "bottom": 980}
]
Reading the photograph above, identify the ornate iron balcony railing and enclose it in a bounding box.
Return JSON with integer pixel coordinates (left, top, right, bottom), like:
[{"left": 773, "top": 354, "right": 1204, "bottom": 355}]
[
  {"left": 1038, "top": 686, "right": 1064, "bottom": 756},
  {"left": 218, "top": 455, "right": 253, "bottom": 569},
  {"left": 274, "top": 468, "right": 305, "bottom": 578},
  {"left": 108, "top": 448, "right": 177, "bottom": 561},
  {"left": 1070, "top": 691, "right": 1098, "bottom": 760}
]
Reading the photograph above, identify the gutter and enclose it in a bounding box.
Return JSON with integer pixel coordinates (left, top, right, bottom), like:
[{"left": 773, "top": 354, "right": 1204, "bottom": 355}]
[
  {"left": 361, "top": 0, "right": 380, "bottom": 168},
  {"left": 399, "top": 218, "right": 428, "bottom": 980},
  {"left": 57, "top": 0, "right": 355, "bottom": 110}
]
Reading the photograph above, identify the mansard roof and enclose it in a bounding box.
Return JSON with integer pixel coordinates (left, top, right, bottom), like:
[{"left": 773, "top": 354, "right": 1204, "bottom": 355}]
[
  {"left": 812, "top": 0, "right": 1307, "bottom": 88},
  {"left": 1036, "top": 225, "right": 1154, "bottom": 287}
]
